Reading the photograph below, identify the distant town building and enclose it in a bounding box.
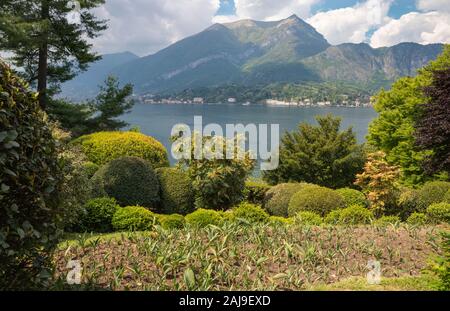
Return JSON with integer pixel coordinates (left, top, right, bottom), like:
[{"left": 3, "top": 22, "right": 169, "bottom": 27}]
[
  {"left": 228, "top": 97, "right": 236, "bottom": 103},
  {"left": 193, "top": 97, "right": 204, "bottom": 104}
]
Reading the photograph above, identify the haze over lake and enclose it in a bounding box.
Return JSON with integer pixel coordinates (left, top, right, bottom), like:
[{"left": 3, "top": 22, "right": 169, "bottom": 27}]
[{"left": 121, "top": 103, "right": 378, "bottom": 165}]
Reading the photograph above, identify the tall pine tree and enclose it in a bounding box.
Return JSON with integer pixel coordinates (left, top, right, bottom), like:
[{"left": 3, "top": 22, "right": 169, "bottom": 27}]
[{"left": 0, "top": 0, "right": 106, "bottom": 108}]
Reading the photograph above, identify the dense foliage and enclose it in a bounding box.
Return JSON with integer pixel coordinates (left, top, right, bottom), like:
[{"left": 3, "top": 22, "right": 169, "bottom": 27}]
[
  {"left": 262, "top": 183, "right": 309, "bottom": 217},
  {"left": 112, "top": 206, "right": 159, "bottom": 231},
  {"left": 263, "top": 115, "right": 365, "bottom": 188},
  {"left": 355, "top": 151, "right": 400, "bottom": 216},
  {"left": 335, "top": 188, "right": 368, "bottom": 207},
  {"left": 325, "top": 205, "right": 374, "bottom": 225},
  {"left": 73, "top": 131, "right": 169, "bottom": 167},
  {"left": 156, "top": 167, "right": 194, "bottom": 215},
  {"left": 417, "top": 181, "right": 450, "bottom": 212},
  {"left": 159, "top": 214, "right": 186, "bottom": 229},
  {"left": 79, "top": 198, "right": 120, "bottom": 232},
  {"left": 185, "top": 209, "right": 223, "bottom": 227},
  {"left": 231, "top": 202, "right": 269, "bottom": 223},
  {"left": 288, "top": 185, "right": 345, "bottom": 217},
  {"left": 426, "top": 203, "right": 450, "bottom": 224},
  {"left": 243, "top": 180, "right": 271, "bottom": 205},
  {"left": 293, "top": 211, "right": 323, "bottom": 226},
  {"left": 92, "top": 157, "right": 160, "bottom": 208},
  {"left": 0, "top": 61, "right": 62, "bottom": 289}
]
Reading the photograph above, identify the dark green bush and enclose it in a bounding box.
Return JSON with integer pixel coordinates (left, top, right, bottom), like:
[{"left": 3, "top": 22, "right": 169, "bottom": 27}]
[
  {"left": 243, "top": 180, "right": 271, "bottom": 205},
  {"left": 185, "top": 209, "right": 223, "bottom": 227},
  {"left": 288, "top": 185, "right": 345, "bottom": 217},
  {"left": 373, "top": 215, "right": 401, "bottom": 226},
  {"left": 92, "top": 156, "right": 160, "bottom": 208},
  {"left": 159, "top": 214, "right": 186, "bottom": 229},
  {"left": 263, "top": 183, "right": 310, "bottom": 217},
  {"left": 155, "top": 167, "right": 194, "bottom": 214},
  {"left": 407, "top": 212, "right": 428, "bottom": 226},
  {"left": 112, "top": 206, "right": 159, "bottom": 231},
  {"left": 398, "top": 188, "right": 421, "bottom": 219},
  {"left": 426, "top": 203, "right": 450, "bottom": 224},
  {"left": 293, "top": 211, "right": 323, "bottom": 226},
  {"left": 79, "top": 197, "right": 120, "bottom": 232},
  {"left": 231, "top": 202, "right": 269, "bottom": 223},
  {"left": 0, "top": 61, "right": 62, "bottom": 289},
  {"left": 335, "top": 188, "right": 367, "bottom": 207},
  {"left": 72, "top": 131, "right": 169, "bottom": 168},
  {"left": 324, "top": 205, "right": 373, "bottom": 225},
  {"left": 417, "top": 181, "right": 450, "bottom": 211}
]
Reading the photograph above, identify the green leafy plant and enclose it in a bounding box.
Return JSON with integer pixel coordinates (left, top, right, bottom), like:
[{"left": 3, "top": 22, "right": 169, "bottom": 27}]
[
  {"left": 159, "top": 214, "right": 186, "bottom": 229},
  {"left": 243, "top": 180, "right": 271, "bottom": 205},
  {"left": 0, "top": 61, "right": 62, "bottom": 289},
  {"left": 293, "top": 211, "right": 323, "bottom": 226},
  {"left": 373, "top": 215, "right": 401, "bottom": 226},
  {"left": 185, "top": 209, "right": 223, "bottom": 227},
  {"left": 407, "top": 212, "right": 429, "bottom": 226},
  {"left": 335, "top": 188, "right": 368, "bottom": 207},
  {"left": 112, "top": 206, "right": 159, "bottom": 231},
  {"left": 155, "top": 167, "right": 194, "bottom": 215},
  {"left": 288, "top": 185, "right": 345, "bottom": 217},
  {"left": 92, "top": 156, "right": 160, "bottom": 208},
  {"left": 73, "top": 131, "right": 169, "bottom": 167},
  {"left": 426, "top": 202, "right": 450, "bottom": 224},
  {"left": 324, "top": 205, "right": 373, "bottom": 225},
  {"left": 231, "top": 202, "right": 269, "bottom": 223},
  {"left": 263, "top": 183, "right": 310, "bottom": 217},
  {"left": 79, "top": 198, "right": 120, "bottom": 232}
]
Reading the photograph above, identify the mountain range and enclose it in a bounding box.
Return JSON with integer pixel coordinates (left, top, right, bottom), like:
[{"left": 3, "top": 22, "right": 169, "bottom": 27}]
[{"left": 60, "top": 14, "right": 444, "bottom": 100}]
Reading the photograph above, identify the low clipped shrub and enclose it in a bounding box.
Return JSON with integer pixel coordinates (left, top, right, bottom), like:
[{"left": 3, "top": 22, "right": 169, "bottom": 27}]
[
  {"left": 335, "top": 188, "right": 367, "bottom": 207},
  {"left": 112, "top": 206, "right": 159, "bottom": 231},
  {"left": 268, "top": 216, "right": 293, "bottom": 225},
  {"left": 324, "top": 205, "right": 373, "bottom": 225},
  {"left": 288, "top": 185, "right": 345, "bottom": 217},
  {"left": 155, "top": 167, "right": 194, "bottom": 214},
  {"left": 73, "top": 131, "right": 169, "bottom": 168},
  {"left": 373, "top": 215, "right": 401, "bottom": 226},
  {"left": 293, "top": 211, "right": 323, "bottom": 226},
  {"left": 83, "top": 161, "right": 100, "bottom": 178},
  {"left": 231, "top": 202, "right": 269, "bottom": 223},
  {"left": 263, "top": 183, "right": 310, "bottom": 217},
  {"left": 426, "top": 203, "right": 450, "bottom": 224},
  {"left": 159, "top": 214, "right": 186, "bottom": 229},
  {"left": 407, "top": 212, "right": 428, "bottom": 226},
  {"left": 92, "top": 156, "right": 160, "bottom": 208},
  {"left": 79, "top": 197, "right": 120, "bottom": 232},
  {"left": 243, "top": 180, "right": 271, "bottom": 205},
  {"left": 185, "top": 209, "right": 223, "bottom": 227},
  {"left": 417, "top": 181, "right": 450, "bottom": 212},
  {"left": 398, "top": 188, "right": 421, "bottom": 219}
]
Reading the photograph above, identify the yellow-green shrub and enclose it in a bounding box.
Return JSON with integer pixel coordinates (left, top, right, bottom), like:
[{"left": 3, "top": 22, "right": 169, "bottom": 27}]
[
  {"left": 335, "top": 188, "right": 368, "bottom": 207},
  {"left": 263, "top": 183, "right": 310, "bottom": 217},
  {"left": 268, "top": 216, "right": 292, "bottom": 225},
  {"left": 112, "top": 206, "right": 159, "bottom": 231},
  {"left": 324, "top": 205, "right": 373, "bottom": 225},
  {"left": 426, "top": 202, "right": 450, "bottom": 224},
  {"left": 288, "top": 185, "right": 345, "bottom": 217},
  {"left": 406, "top": 212, "right": 428, "bottom": 226},
  {"left": 417, "top": 181, "right": 450, "bottom": 211},
  {"left": 293, "top": 211, "right": 323, "bottom": 226},
  {"left": 373, "top": 215, "right": 401, "bottom": 226},
  {"left": 185, "top": 209, "right": 223, "bottom": 227},
  {"left": 159, "top": 214, "right": 186, "bottom": 229},
  {"left": 231, "top": 202, "right": 269, "bottom": 223},
  {"left": 73, "top": 131, "right": 169, "bottom": 167}
]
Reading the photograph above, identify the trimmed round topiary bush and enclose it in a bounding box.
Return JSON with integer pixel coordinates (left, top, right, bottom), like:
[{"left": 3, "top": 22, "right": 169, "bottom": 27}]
[
  {"left": 335, "top": 188, "right": 368, "bottom": 207},
  {"left": 373, "top": 215, "right": 401, "bottom": 226},
  {"left": 79, "top": 197, "right": 120, "bottom": 232},
  {"left": 417, "top": 181, "right": 450, "bottom": 211},
  {"left": 293, "top": 211, "right": 323, "bottom": 226},
  {"left": 92, "top": 156, "right": 160, "bottom": 208},
  {"left": 263, "top": 183, "right": 310, "bottom": 217},
  {"left": 73, "top": 131, "right": 169, "bottom": 168},
  {"left": 337, "top": 205, "right": 373, "bottom": 225},
  {"left": 159, "top": 214, "right": 186, "bottom": 229},
  {"left": 231, "top": 202, "right": 269, "bottom": 223},
  {"left": 426, "top": 202, "right": 450, "bottom": 224},
  {"left": 243, "top": 180, "right": 271, "bottom": 205},
  {"left": 185, "top": 209, "right": 223, "bottom": 227},
  {"left": 0, "top": 61, "right": 62, "bottom": 289},
  {"left": 155, "top": 167, "right": 194, "bottom": 215},
  {"left": 407, "top": 212, "right": 428, "bottom": 226},
  {"left": 288, "top": 185, "right": 346, "bottom": 217},
  {"left": 112, "top": 206, "right": 159, "bottom": 231}
]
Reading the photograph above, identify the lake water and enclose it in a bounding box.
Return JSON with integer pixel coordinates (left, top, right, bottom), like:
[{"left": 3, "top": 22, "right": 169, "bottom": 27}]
[{"left": 121, "top": 103, "right": 378, "bottom": 164}]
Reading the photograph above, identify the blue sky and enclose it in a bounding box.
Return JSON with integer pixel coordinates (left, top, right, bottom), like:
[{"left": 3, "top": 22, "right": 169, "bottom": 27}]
[{"left": 92, "top": 0, "right": 450, "bottom": 56}]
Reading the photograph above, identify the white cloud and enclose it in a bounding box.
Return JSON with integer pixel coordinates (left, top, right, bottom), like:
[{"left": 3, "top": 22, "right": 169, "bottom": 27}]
[
  {"left": 306, "top": 0, "right": 392, "bottom": 45},
  {"left": 370, "top": 11, "right": 450, "bottom": 47},
  {"left": 92, "top": 0, "right": 220, "bottom": 56},
  {"left": 416, "top": 0, "right": 450, "bottom": 13}
]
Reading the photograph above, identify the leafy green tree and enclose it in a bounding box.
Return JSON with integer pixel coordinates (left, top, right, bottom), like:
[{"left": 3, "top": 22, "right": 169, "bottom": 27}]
[
  {"left": 368, "top": 45, "right": 450, "bottom": 185},
  {"left": 47, "top": 98, "right": 93, "bottom": 137},
  {"left": 263, "top": 114, "right": 365, "bottom": 188},
  {"left": 0, "top": 0, "right": 107, "bottom": 108},
  {"left": 88, "top": 75, "right": 134, "bottom": 132}
]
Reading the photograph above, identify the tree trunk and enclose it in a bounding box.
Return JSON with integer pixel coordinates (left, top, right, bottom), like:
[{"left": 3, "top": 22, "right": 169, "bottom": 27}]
[{"left": 37, "top": 0, "right": 49, "bottom": 110}]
